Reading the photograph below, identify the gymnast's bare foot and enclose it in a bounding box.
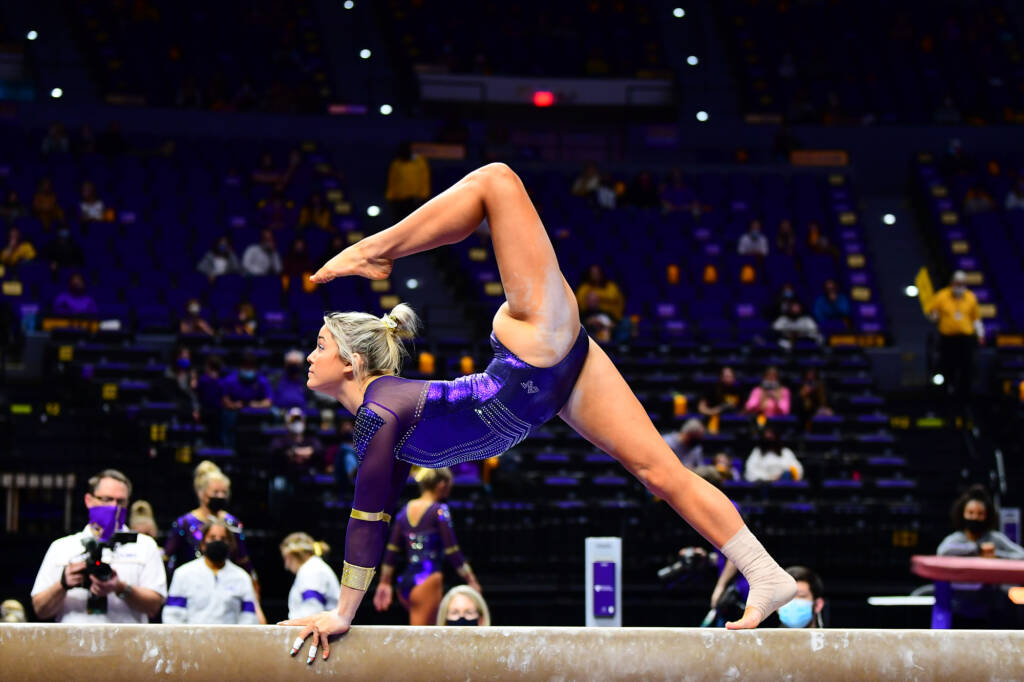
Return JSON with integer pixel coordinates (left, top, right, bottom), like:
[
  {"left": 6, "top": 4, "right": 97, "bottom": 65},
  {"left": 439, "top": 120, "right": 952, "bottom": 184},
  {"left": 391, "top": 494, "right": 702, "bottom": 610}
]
[{"left": 311, "top": 241, "right": 393, "bottom": 283}]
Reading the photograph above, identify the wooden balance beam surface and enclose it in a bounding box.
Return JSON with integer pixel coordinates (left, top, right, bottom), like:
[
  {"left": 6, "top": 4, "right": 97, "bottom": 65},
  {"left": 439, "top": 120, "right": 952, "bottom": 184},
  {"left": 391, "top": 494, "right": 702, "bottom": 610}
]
[{"left": 1, "top": 624, "right": 1022, "bottom": 681}]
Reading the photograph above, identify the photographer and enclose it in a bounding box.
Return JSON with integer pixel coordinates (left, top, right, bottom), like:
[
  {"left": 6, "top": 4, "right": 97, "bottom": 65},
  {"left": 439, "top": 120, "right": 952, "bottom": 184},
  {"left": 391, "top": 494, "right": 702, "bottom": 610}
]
[{"left": 30, "top": 469, "right": 166, "bottom": 622}]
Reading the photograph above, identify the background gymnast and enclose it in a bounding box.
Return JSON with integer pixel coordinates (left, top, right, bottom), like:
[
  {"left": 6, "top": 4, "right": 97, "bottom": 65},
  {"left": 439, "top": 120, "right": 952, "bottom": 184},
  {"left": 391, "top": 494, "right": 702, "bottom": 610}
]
[{"left": 281, "top": 163, "right": 795, "bottom": 664}]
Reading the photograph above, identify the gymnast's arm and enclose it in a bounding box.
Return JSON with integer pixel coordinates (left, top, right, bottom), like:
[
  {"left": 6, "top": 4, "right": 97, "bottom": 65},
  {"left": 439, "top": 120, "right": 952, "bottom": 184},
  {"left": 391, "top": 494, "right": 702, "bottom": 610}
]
[{"left": 437, "top": 504, "right": 481, "bottom": 592}]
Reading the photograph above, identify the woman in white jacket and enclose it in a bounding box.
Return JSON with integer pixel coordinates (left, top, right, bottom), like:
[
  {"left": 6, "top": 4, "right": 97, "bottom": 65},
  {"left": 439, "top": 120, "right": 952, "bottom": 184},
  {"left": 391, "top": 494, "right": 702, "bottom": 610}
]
[
  {"left": 744, "top": 429, "right": 804, "bottom": 483},
  {"left": 280, "top": 533, "right": 340, "bottom": 619}
]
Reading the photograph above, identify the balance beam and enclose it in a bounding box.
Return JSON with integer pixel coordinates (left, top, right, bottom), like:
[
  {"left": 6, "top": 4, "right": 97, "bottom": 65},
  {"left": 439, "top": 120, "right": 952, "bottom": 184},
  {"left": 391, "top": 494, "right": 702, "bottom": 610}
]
[{"left": 2, "top": 624, "right": 1022, "bottom": 680}]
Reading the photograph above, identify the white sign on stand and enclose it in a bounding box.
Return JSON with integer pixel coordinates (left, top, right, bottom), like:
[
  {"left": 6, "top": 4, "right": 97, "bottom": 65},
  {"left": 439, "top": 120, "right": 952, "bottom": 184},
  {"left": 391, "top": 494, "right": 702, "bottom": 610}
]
[
  {"left": 585, "top": 537, "right": 621, "bottom": 627},
  {"left": 1001, "top": 507, "right": 1020, "bottom": 544}
]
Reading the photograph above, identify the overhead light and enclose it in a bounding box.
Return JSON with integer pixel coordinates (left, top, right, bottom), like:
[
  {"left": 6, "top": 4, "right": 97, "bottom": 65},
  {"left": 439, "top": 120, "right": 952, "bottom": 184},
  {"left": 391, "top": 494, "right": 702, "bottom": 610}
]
[
  {"left": 343, "top": 0, "right": 355, "bottom": 8},
  {"left": 50, "top": 87, "right": 63, "bottom": 99},
  {"left": 359, "top": 48, "right": 371, "bottom": 59},
  {"left": 367, "top": 205, "right": 380, "bottom": 217},
  {"left": 673, "top": 8, "right": 685, "bottom": 18},
  {"left": 687, "top": 55, "right": 699, "bottom": 66},
  {"left": 26, "top": 30, "right": 38, "bottom": 41},
  {"left": 696, "top": 110, "right": 708, "bottom": 122},
  {"left": 379, "top": 103, "right": 393, "bottom": 115},
  {"left": 883, "top": 213, "right": 896, "bottom": 225},
  {"left": 904, "top": 285, "right": 919, "bottom": 297},
  {"left": 406, "top": 278, "right": 419, "bottom": 290},
  {"left": 932, "top": 374, "right": 945, "bottom": 386}
]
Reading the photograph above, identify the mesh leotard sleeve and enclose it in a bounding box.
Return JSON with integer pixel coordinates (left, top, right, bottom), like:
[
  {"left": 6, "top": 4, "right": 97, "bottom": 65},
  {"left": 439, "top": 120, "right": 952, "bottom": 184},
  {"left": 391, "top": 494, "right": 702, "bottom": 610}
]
[
  {"left": 381, "top": 511, "right": 405, "bottom": 570},
  {"left": 436, "top": 503, "right": 467, "bottom": 570}
]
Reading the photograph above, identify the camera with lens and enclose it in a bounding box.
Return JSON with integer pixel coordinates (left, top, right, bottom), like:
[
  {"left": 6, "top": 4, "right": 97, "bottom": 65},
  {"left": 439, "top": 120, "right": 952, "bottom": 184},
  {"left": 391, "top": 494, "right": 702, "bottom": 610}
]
[
  {"left": 80, "top": 532, "right": 137, "bottom": 614},
  {"left": 657, "top": 547, "right": 716, "bottom": 584}
]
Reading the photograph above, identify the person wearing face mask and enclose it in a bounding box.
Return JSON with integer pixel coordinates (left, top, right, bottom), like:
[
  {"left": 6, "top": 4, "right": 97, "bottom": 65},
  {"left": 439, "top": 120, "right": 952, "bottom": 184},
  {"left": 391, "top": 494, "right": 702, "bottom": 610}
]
[
  {"left": 436, "top": 585, "right": 491, "bottom": 626},
  {"left": 280, "top": 533, "right": 340, "bottom": 619},
  {"left": 274, "top": 350, "right": 311, "bottom": 409},
  {"left": 220, "top": 350, "right": 272, "bottom": 446},
  {"left": 197, "top": 235, "right": 241, "bottom": 281},
  {"left": 925, "top": 271, "right": 984, "bottom": 410},
  {"left": 743, "top": 428, "right": 803, "bottom": 483},
  {"left": 661, "top": 418, "right": 705, "bottom": 470},
  {"left": 772, "top": 300, "right": 821, "bottom": 350},
  {"left": 242, "top": 228, "right": 283, "bottom": 276},
  {"left": 374, "top": 468, "right": 481, "bottom": 625},
  {"left": 777, "top": 566, "right": 825, "bottom": 629},
  {"left": 164, "top": 346, "right": 199, "bottom": 417},
  {"left": 744, "top": 367, "right": 791, "bottom": 418},
  {"left": 179, "top": 298, "right": 215, "bottom": 336},
  {"left": 31, "top": 469, "right": 166, "bottom": 623},
  {"left": 53, "top": 272, "right": 98, "bottom": 316},
  {"left": 271, "top": 408, "right": 325, "bottom": 473},
  {"left": 937, "top": 485, "right": 1024, "bottom": 628},
  {"left": 162, "top": 521, "right": 258, "bottom": 624}
]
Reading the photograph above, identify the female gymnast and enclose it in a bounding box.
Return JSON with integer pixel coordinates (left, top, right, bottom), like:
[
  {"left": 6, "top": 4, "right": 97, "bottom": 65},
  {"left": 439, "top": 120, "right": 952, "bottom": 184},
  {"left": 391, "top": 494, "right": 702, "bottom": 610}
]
[
  {"left": 372, "top": 467, "right": 481, "bottom": 625},
  {"left": 281, "top": 163, "right": 795, "bottom": 664}
]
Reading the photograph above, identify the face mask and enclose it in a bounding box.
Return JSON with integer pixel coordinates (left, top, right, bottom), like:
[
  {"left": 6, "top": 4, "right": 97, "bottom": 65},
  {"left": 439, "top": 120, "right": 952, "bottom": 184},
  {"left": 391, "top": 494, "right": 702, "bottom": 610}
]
[
  {"left": 58, "top": 229, "right": 71, "bottom": 239},
  {"left": 763, "top": 380, "right": 779, "bottom": 390},
  {"left": 207, "top": 496, "right": 228, "bottom": 514},
  {"left": 88, "top": 504, "right": 127, "bottom": 542},
  {"left": 204, "top": 540, "right": 229, "bottom": 564},
  {"left": 287, "top": 420, "right": 305, "bottom": 435},
  {"left": 445, "top": 617, "right": 479, "bottom": 626},
  {"left": 188, "top": 304, "right": 201, "bottom": 315},
  {"left": 778, "top": 598, "right": 814, "bottom": 628},
  {"left": 239, "top": 369, "right": 256, "bottom": 381},
  {"left": 176, "top": 357, "right": 191, "bottom": 370},
  {"left": 952, "top": 285, "right": 965, "bottom": 297},
  {"left": 964, "top": 519, "right": 987, "bottom": 536}
]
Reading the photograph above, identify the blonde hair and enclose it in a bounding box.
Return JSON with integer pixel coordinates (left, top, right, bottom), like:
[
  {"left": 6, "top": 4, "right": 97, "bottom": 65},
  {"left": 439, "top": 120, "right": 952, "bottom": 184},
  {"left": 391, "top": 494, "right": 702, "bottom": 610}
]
[
  {"left": 279, "top": 532, "right": 331, "bottom": 560},
  {"left": 323, "top": 303, "right": 420, "bottom": 381},
  {"left": 129, "top": 500, "right": 157, "bottom": 534},
  {"left": 414, "top": 466, "right": 452, "bottom": 493},
  {"left": 193, "top": 460, "right": 231, "bottom": 498},
  {"left": 436, "top": 585, "right": 491, "bottom": 626}
]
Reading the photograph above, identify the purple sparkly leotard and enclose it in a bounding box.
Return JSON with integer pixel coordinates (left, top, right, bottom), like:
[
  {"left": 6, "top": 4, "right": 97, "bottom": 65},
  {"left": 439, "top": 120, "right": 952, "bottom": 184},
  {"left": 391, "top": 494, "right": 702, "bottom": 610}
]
[
  {"left": 343, "top": 327, "right": 590, "bottom": 573},
  {"left": 164, "top": 511, "right": 253, "bottom": 578},
  {"left": 381, "top": 502, "right": 467, "bottom": 601}
]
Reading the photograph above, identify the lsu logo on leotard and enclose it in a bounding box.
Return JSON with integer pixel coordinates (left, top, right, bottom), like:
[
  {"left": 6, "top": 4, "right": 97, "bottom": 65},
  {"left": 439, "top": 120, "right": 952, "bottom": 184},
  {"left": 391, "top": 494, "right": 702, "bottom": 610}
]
[{"left": 520, "top": 380, "right": 540, "bottom": 394}]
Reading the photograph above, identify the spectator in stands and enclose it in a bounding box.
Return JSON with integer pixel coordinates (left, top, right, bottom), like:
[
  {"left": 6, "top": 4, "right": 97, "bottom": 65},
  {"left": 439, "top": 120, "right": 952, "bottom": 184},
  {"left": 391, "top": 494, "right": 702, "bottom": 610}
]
[
  {"left": 775, "top": 219, "right": 796, "bottom": 257},
  {"left": 385, "top": 141, "right": 431, "bottom": 220},
  {"left": 0, "top": 190, "right": 27, "bottom": 224},
  {"left": 436, "top": 585, "right": 491, "bottom": 626},
  {"left": 575, "top": 265, "right": 625, "bottom": 323},
  {"left": 299, "top": 193, "right": 332, "bottom": 231},
  {"left": 925, "top": 270, "right": 984, "bottom": 407},
  {"left": 745, "top": 367, "right": 790, "bottom": 417},
  {"left": 738, "top": 219, "right": 769, "bottom": 257},
  {"left": 180, "top": 298, "right": 215, "bottom": 336},
  {"left": 242, "top": 229, "right": 283, "bottom": 276},
  {"left": 271, "top": 407, "right": 325, "bottom": 489},
  {"left": 937, "top": 485, "right": 1024, "bottom": 628},
  {"left": 41, "top": 122, "right": 70, "bottom": 156},
  {"left": 197, "top": 236, "right": 241, "bottom": 280},
  {"left": 31, "top": 469, "right": 166, "bottom": 623},
  {"left": 42, "top": 227, "right": 84, "bottom": 270},
  {"left": 222, "top": 350, "right": 271, "bottom": 408},
  {"left": 713, "top": 453, "right": 741, "bottom": 481},
  {"left": 773, "top": 301, "right": 822, "bottom": 349},
  {"left": 580, "top": 291, "right": 615, "bottom": 343},
  {"left": 813, "top": 280, "right": 851, "bottom": 330},
  {"left": 1, "top": 226, "right": 36, "bottom": 269},
  {"left": 1004, "top": 177, "right": 1024, "bottom": 211},
  {"left": 963, "top": 186, "right": 995, "bottom": 215},
  {"left": 809, "top": 233, "right": 839, "bottom": 259},
  {"left": 163, "top": 520, "right": 258, "bottom": 624},
  {"left": 744, "top": 428, "right": 803, "bottom": 483},
  {"left": 78, "top": 181, "right": 106, "bottom": 222},
  {"left": 32, "top": 178, "right": 65, "bottom": 229},
  {"left": 661, "top": 168, "right": 700, "bottom": 216},
  {"left": 795, "top": 368, "right": 832, "bottom": 427},
  {"left": 251, "top": 152, "right": 282, "bottom": 186},
  {"left": 662, "top": 418, "right": 705, "bottom": 469},
  {"left": 197, "top": 355, "right": 225, "bottom": 444},
  {"left": 128, "top": 500, "right": 158, "bottom": 540},
  {"left": 778, "top": 566, "right": 826, "bottom": 628},
  {"left": 571, "top": 162, "right": 601, "bottom": 200},
  {"left": 166, "top": 346, "right": 199, "bottom": 416},
  {"left": 258, "top": 190, "right": 296, "bottom": 231},
  {"left": 281, "top": 533, "right": 340, "bottom": 619},
  {"left": 283, "top": 237, "right": 315, "bottom": 287},
  {"left": 699, "top": 366, "right": 743, "bottom": 417},
  {"left": 625, "top": 171, "right": 660, "bottom": 209},
  {"left": 274, "top": 350, "right": 309, "bottom": 409},
  {"left": 53, "top": 273, "right": 98, "bottom": 316},
  {"left": 223, "top": 302, "right": 258, "bottom": 336}
]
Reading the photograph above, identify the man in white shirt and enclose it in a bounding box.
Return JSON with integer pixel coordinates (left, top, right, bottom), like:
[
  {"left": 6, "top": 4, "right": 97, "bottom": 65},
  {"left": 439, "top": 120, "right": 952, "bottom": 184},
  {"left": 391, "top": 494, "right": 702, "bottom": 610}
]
[
  {"left": 163, "top": 521, "right": 258, "bottom": 624},
  {"left": 242, "top": 228, "right": 283, "bottom": 276},
  {"left": 738, "top": 219, "right": 770, "bottom": 257},
  {"left": 31, "top": 469, "right": 166, "bottom": 623},
  {"left": 744, "top": 430, "right": 804, "bottom": 483}
]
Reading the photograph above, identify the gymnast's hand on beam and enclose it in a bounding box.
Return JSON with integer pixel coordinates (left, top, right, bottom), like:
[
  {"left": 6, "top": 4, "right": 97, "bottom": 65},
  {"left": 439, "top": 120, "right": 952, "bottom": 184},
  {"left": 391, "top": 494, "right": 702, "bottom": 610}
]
[
  {"left": 310, "top": 241, "right": 393, "bottom": 284},
  {"left": 280, "top": 611, "right": 351, "bottom": 664}
]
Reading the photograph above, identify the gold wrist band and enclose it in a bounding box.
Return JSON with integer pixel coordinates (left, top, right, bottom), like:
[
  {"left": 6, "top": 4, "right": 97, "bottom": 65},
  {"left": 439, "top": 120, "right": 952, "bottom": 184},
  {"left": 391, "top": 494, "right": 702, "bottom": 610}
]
[
  {"left": 444, "top": 545, "right": 461, "bottom": 555},
  {"left": 341, "top": 561, "right": 377, "bottom": 591},
  {"left": 350, "top": 508, "right": 392, "bottom": 524},
  {"left": 386, "top": 543, "right": 400, "bottom": 552}
]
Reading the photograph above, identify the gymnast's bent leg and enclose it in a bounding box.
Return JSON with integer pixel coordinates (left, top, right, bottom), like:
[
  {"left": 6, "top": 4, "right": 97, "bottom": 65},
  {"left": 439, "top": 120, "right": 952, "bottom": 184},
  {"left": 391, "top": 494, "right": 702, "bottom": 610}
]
[{"left": 559, "top": 339, "right": 795, "bottom": 628}]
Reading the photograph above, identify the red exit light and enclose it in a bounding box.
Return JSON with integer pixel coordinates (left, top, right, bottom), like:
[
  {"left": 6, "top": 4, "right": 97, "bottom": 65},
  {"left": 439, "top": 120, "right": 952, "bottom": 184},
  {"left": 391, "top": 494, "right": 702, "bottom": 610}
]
[{"left": 533, "top": 91, "right": 555, "bottom": 107}]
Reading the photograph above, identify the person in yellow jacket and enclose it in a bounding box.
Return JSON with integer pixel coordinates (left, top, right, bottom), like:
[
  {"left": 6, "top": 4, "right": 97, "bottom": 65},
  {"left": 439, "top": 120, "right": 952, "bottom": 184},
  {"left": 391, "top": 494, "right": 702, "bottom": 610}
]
[
  {"left": 1, "top": 226, "right": 36, "bottom": 268},
  {"left": 576, "top": 264, "right": 625, "bottom": 320},
  {"left": 385, "top": 142, "right": 431, "bottom": 220},
  {"left": 924, "top": 270, "right": 984, "bottom": 404}
]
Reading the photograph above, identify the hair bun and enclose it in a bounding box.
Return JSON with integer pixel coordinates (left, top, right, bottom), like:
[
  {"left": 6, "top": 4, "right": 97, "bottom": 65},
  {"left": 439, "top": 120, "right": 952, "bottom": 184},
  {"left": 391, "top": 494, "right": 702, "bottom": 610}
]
[{"left": 388, "top": 303, "right": 421, "bottom": 340}]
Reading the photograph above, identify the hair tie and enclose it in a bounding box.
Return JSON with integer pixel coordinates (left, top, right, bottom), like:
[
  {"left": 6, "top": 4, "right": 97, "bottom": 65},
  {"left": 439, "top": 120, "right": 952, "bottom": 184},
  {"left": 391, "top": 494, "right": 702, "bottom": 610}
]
[
  {"left": 313, "top": 541, "right": 322, "bottom": 556},
  {"left": 380, "top": 314, "right": 398, "bottom": 331}
]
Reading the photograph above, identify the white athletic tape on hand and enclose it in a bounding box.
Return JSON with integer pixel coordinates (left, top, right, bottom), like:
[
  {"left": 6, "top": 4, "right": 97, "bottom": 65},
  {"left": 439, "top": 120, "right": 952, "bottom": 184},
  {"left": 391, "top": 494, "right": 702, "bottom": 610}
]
[
  {"left": 290, "top": 637, "right": 304, "bottom": 654},
  {"left": 306, "top": 645, "right": 318, "bottom": 662}
]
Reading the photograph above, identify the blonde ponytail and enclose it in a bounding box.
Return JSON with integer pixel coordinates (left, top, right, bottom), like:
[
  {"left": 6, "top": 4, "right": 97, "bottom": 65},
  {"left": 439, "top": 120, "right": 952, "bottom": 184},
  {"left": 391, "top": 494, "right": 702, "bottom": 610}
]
[
  {"left": 323, "top": 302, "right": 421, "bottom": 381},
  {"left": 414, "top": 466, "right": 453, "bottom": 493},
  {"left": 193, "top": 460, "right": 230, "bottom": 498}
]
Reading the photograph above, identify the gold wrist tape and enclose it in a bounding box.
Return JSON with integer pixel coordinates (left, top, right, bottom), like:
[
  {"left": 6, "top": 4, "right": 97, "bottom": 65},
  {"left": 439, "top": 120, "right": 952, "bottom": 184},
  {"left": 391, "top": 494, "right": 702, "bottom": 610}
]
[
  {"left": 444, "top": 545, "right": 461, "bottom": 555},
  {"left": 341, "top": 562, "right": 376, "bottom": 591},
  {"left": 350, "top": 508, "right": 392, "bottom": 524},
  {"left": 386, "top": 543, "right": 400, "bottom": 552}
]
